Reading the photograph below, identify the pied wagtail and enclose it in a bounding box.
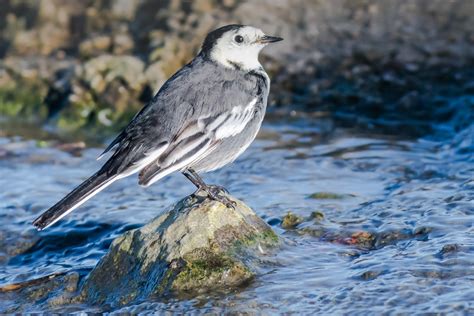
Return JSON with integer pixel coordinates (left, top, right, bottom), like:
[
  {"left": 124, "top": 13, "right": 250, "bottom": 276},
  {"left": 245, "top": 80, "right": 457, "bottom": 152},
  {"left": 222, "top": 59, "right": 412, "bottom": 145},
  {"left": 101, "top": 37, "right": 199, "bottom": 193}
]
[{"left": 33, "top": 24, "right": 283, "bottom": 230}]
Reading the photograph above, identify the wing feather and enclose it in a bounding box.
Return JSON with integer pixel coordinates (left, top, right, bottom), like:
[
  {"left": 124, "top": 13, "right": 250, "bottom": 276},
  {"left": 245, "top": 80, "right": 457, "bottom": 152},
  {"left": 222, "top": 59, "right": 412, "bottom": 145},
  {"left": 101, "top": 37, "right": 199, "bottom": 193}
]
[
  {"left": 137, "top": 98, "right": 259, "bottom": 186},
  {"left": 138, "top": 134, "right": 212, "bottom": 186}
]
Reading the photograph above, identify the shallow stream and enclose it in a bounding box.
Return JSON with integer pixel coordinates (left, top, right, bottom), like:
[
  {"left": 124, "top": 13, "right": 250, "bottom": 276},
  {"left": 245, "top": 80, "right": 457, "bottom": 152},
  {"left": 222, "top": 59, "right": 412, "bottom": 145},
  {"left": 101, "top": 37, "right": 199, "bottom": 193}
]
[{"left": 0, "top": 105, "right": 473, "bottom": 313}]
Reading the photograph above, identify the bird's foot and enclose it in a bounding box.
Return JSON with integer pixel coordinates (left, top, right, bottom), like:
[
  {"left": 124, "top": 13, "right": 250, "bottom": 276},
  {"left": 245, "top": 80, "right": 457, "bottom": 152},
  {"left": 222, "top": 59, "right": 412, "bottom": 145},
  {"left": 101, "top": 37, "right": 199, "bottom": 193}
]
[
  {"left": 201, "top": 185, "right": 236, "bottom": 209},
  {"left": 208, "top": 185, "right": 229, "bottom": 195}
]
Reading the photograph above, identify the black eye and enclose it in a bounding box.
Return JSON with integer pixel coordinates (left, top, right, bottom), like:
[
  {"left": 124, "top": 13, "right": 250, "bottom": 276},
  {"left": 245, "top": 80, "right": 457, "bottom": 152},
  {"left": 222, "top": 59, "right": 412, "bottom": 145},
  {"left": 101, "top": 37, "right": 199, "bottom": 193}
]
[{"left": 234, "top": 35, "right": 244, "bottom": 44}]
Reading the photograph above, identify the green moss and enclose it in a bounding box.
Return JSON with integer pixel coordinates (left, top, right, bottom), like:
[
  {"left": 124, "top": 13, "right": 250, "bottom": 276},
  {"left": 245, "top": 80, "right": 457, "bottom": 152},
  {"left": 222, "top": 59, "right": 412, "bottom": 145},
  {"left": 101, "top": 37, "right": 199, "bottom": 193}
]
[
  {"left": 281, "top": 212, "right": 303, "bottom": 229},
  {"left": 0, "top": 87, "right": 45, "bottom": 118},
  {"left": 238, "top": 228, "right": 279, "bottom": 248},
  {"left": 56, "top": 97, "right": 96, "bottom": 130},
  {"left": 259, "top": 228, "right": 279, "bottom": 244},
  {"left": 297, "top": 227, "right": 326, "bottom": 238},
  {"left": 154, "top": 268, "right": 176, "bottom": 296},
  {"left": 307, "top": 192, "right": 348, "bottom": 199},
  {"left": 172, "top": 251, "right": 239, "bottom": 291},
  {"left": 36, "top": 140, "right": 50, "bottom": 148},
  {"left": 0, "top": 83, "right": 140, "bottom": 136}
]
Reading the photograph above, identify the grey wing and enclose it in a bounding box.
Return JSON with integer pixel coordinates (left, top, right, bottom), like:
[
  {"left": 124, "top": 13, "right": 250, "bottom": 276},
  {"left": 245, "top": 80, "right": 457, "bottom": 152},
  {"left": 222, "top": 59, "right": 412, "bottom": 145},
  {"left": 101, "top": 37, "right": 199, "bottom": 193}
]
[{"left": 138, "top": 96, "right": 260, "bottom": 186}]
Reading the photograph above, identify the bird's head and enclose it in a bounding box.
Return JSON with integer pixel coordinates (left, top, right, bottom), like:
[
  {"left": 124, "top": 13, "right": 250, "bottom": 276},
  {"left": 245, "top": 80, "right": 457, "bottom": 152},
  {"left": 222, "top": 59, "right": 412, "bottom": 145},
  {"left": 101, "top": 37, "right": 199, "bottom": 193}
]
[{"left": 201, "top": 24, "right": 283, "bottom": 71}]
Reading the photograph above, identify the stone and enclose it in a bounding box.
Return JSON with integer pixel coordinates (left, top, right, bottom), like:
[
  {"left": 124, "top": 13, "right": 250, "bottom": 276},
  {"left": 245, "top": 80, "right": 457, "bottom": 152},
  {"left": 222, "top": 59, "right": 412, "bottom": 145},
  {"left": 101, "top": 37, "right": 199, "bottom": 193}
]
[
  {"left": 0, "top": 272, "right": 80, "bottom": 313},
  {"left": 110, "top": 0, "right": 140, "bottom": 20},
  {"left": 81, "top": 55, "right": 145, "bottom": 93},
  {"left": 80, "top": 191, "right": 279, "bottom": 307},
  {"left": 79, "top": 36, "right": 113, "bottom": 58},
  {"left": 281, "top": 212, "right": 303, "bottom": 229},
  {"left": 307, "top": 192, "right": 351, "bottom": 200},
  {"left": 112, "top": 33, "right": 134, "bottom": 55}
]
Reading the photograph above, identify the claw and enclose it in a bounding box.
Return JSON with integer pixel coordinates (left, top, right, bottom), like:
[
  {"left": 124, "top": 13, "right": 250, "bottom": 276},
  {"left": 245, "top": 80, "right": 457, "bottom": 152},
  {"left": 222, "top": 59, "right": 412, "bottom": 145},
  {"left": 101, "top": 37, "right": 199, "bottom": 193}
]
[
  {"left": 205, "top": 185, "right": 235, "bottom": 209},
  {"left": 208, "top": 185, "right": 229, "bottom": 194},
  {"left": 182, "top": 169, "right": 234, "bottom": 208},
  {"left": 218, "top": 196, "right": 236, "bottom": 209},
  {"left": 225, "top": 199, "right": 237, "bottom": 209}
]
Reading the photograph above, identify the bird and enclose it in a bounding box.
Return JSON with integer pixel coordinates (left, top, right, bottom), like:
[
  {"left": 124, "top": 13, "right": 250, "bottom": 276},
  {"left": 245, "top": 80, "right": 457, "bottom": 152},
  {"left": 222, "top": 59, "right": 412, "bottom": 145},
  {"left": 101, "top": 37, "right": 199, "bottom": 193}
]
[{"left": 33, "top": 24, "right": 283, "bottom": 230}]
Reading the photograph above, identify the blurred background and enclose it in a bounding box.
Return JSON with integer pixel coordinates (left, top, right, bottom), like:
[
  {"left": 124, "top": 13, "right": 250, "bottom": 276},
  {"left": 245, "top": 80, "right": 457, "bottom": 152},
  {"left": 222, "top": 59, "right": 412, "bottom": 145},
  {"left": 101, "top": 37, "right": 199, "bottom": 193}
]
[
  {"left": 1, "top": 0, "right": 473, "bottom": 136},
  {"left": 1, "top": 0, "right": 473, "bottom": 314}
]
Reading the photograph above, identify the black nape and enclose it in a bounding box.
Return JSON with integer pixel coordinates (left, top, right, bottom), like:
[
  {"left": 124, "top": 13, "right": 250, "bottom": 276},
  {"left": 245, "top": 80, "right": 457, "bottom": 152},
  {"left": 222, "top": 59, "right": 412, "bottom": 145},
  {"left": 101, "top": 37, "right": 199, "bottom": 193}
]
[{"left": 201, "top": 24, "right": 243, "bottom": 56}]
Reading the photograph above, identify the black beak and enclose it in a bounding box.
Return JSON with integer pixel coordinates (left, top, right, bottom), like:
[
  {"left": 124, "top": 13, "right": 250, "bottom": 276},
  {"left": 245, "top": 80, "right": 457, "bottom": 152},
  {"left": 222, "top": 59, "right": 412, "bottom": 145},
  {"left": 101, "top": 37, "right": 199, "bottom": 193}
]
[{"left": 259, "top": 35, "right": 283, "bottom": 44}]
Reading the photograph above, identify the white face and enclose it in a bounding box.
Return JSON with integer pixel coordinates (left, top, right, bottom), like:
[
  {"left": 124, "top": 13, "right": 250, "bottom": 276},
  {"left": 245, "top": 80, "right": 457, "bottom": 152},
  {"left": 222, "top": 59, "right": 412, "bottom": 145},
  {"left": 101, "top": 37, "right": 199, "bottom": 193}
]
[{"left": 210, "top": 26, "right": 267, "bottom": 71}]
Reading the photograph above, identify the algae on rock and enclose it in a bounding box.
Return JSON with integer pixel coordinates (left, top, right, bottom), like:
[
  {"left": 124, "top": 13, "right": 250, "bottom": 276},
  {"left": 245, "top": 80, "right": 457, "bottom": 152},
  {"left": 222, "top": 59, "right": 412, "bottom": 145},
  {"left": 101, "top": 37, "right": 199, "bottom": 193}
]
[{"left": 81, "top": 191, "right": 279, "bottom": 307}]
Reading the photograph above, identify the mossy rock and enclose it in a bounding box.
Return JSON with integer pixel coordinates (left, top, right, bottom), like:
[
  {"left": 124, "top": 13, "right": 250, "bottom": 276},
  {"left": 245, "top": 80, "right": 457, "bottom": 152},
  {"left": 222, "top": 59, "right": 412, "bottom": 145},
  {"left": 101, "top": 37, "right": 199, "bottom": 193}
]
[
  {"left": 281, "top": 211, "right": 303, "bottom": 229},
  {"left": 0, "top": 87, "right": 46, "bottom": 118},
  {"left": 81, "top": 191, "right": 280, "bottom": 307},
  {"left": 171, "top": 250, "right": 253, "bottom": 293},
  {"left": 307, "top": 192, "right": 352, "bottom": 200}
]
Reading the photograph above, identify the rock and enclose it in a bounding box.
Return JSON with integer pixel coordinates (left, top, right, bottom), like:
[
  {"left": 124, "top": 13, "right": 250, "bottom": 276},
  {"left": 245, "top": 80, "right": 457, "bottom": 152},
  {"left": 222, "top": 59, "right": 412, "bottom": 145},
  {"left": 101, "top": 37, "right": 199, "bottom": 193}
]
[
  {"left": 0, "top": 272, "right": 80, "bottom": 313},
  {"left": 309, "top": 211, "right": 325, "bottom": 221},
  {"left": 81, "top": 55, "right": 146, "bottom": 94},
  {"left": 279, "top": 211, "right": 433, "bottom": 252},
  {"left": 281, "top": 212, "right": 303, "bottom": 229},
  {"left": 110, "top": 0, "right": 140, "bottom": 20},
  {"left": 307, "top": 192, "right": 351, "bottom": 200},
  {"left": 11, "top": 30, "right": 41, "bottom": 56},
  {"left": 0, "top": 230, "right": 39, "bottom": 264},
  {"left": 52, "top": 54, "right": 149, "bottom": 130},
  {"left": 148, "top": 35, "right": 194, "bottom": 78},
  {"left": 112, "top": 33, "right": 134, "bottom": 55},
  {"left": 79, "top": 36, "right": 113, "bottom": 58},
  {"left": 81, "top": 191, "right": 279, "bottom": 307}
]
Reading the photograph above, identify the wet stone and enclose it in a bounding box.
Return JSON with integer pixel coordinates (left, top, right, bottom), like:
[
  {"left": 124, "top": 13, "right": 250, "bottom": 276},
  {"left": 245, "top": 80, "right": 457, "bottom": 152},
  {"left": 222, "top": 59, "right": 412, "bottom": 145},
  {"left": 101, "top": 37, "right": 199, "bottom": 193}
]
[
  {"left": 360, "top": 270, "right": 383, "bottom": 281},
  {"left": 281, "top": 212, "right": 304, "bottom": 229},
  {"left": 347, "top": 231, "right": 376, "bottom": 249},
  {"left": 307, "top": 192, "right": 350, "bottom": 200},
  {"left": 0, "top": 272, "right": 80, "bottom": 313},
  {"left": 0, "top": 231, "right": 39, "bottom": 263},
  {"left": 80, "top": 191, "right": 280, "bottom": 307},
  {"left": 309, "top": 211, "right": 325, "bottom": 221},
  {"left": 437, "top": 244, "right": 462, "bottom": 259}
]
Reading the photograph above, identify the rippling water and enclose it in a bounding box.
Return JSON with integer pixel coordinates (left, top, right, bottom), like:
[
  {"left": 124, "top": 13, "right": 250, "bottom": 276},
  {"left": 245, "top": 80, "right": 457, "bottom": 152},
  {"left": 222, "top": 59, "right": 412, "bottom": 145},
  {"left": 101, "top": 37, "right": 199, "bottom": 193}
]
[{"left": 0, "top": 110, "right": 473, "bottom": 313}]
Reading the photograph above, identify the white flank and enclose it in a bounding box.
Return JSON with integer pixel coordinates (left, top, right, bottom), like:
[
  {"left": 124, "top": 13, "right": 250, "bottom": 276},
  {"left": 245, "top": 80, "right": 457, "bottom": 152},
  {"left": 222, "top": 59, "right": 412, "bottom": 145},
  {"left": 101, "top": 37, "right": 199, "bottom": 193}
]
[
  {"left": 117, "top": 143, "right": 169, "bottom": 178},
  {"left": 142, "top": 140, "right": 212, "bottom": 187}
]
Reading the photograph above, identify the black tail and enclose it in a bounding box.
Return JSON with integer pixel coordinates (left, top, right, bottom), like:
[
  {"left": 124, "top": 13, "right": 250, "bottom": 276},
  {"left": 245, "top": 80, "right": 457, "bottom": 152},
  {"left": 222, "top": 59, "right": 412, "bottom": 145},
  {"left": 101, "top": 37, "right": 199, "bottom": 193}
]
[{"left": 33, "top": 171, "right": 116, "bottom": 230}]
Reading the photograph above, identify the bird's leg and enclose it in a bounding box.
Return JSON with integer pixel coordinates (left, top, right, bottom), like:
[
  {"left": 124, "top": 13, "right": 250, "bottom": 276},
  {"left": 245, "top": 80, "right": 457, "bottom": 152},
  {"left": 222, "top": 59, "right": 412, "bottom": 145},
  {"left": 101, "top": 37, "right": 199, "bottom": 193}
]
[
  {"left": 182, "top": 168, "right": 236, "bottom": 208},
  {"left": 185, "top": 168, "right": 228, "bottom": 194},
  {"left": 182, "top": 168, "right": 208, "bottom": 190}
]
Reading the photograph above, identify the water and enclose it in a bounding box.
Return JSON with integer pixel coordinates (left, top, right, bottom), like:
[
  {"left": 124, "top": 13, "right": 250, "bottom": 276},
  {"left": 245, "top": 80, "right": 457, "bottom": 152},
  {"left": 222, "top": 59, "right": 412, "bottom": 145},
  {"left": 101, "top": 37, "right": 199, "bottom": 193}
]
[{"left": 0, "top": 109, "right": 473, "bottom": 313}]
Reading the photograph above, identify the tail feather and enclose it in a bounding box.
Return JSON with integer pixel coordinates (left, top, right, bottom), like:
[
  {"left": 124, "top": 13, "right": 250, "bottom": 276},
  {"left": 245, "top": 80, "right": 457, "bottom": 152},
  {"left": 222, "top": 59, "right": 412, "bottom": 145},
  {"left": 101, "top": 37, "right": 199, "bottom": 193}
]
[{"left": 33, "top": 172, "right": 117, "bottom": 230}]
